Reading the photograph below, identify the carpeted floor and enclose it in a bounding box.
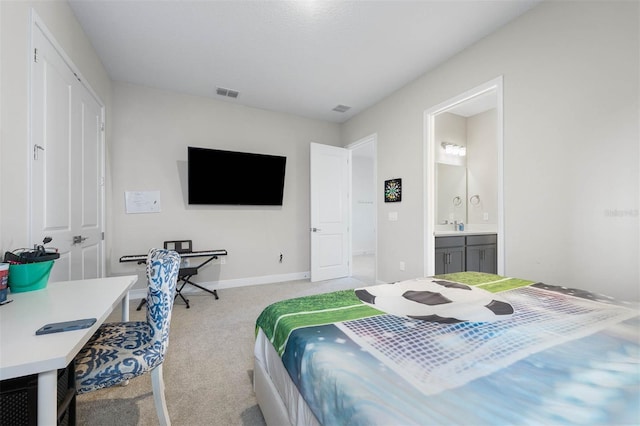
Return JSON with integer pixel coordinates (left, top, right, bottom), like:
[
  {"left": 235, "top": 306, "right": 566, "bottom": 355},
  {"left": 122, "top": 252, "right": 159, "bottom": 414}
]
[{"left": 76, "top": 275, "right": 374, "bottom": 426}]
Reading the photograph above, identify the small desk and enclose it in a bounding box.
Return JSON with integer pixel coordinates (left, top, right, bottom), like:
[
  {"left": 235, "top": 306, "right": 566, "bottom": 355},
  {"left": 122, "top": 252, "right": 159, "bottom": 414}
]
[{"left": 0, "top": 275, "right": 138, "bottom": 425}]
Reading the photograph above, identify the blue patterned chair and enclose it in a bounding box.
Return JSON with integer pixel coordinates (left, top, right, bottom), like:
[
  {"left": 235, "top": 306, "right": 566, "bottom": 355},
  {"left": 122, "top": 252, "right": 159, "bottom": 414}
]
[{"left": 75, "top": 248, "right": 180, "bottom": 426}]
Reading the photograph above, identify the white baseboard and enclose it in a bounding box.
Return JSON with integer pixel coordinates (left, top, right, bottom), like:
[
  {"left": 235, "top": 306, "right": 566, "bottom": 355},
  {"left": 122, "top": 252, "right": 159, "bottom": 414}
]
[
  {"left": 128, "top": 271, "right": 311, "bottom": 300},
  {"left": 130, "top": 287, "right": 148, "bottom": 301}
]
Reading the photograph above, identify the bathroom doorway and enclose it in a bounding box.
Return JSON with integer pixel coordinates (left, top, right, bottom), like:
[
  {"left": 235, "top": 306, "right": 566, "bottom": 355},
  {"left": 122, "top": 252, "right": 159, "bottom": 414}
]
[
  {"left": 423, "top": 77, "right": 504, "bottom": 276},
  {"left": 348, "top": 134, "right": 377, "bottom": 284}
]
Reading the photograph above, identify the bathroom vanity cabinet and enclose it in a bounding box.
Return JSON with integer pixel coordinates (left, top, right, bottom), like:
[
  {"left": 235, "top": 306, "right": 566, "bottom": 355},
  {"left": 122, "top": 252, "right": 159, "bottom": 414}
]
[
  {"left": 465, "top": 234, "right": 497, "bottom": 274},
  {"left": 435, "top": 236, "right": 466, "bottom": 274},
  {"left": 435, "top": 234, "right": 497, "bottom": 275}
]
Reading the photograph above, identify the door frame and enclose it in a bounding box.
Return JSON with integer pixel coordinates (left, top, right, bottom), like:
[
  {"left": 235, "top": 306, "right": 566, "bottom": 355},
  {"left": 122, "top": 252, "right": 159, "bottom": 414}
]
[
  {"left": 28, "top": 10, "right": 106, "bottom": 277},
  {"left": 423, "top": 76, "right": 504, "bottom": 276},
  {"left": 346, "top": 134, "right": 378, "bottom": 283}
]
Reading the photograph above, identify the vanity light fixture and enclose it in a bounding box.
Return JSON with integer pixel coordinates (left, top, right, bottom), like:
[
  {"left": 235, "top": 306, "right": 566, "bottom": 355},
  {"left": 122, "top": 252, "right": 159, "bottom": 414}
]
[{"left": 441, "top": 142, "right": 466, "bottom": 157}]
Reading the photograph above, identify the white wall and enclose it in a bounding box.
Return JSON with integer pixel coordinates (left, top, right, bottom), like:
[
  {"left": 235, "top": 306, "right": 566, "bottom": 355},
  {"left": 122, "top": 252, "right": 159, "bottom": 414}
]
[
  {"left": 467, "top": 109, "right": 497, "bottom": 225},
  {"left": 342, "top": 0, "right": 639, "bottom": 301},
  {"left": 0, "top": 1, "right": 112, "bottom": 258},
  {"left": 110, "top": 82, "right": 341, "bottom": 289}
]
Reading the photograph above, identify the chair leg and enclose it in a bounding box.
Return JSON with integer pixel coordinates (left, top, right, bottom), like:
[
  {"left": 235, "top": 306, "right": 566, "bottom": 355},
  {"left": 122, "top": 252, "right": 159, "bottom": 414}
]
[{"left": 151, "top": 364, "right": 171, "bottom": 426}]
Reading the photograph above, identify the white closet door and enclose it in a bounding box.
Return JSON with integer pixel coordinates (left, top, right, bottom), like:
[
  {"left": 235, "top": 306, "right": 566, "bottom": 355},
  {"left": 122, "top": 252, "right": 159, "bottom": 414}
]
[
  {"left": 30, "top": 24, "right": 104, "bottom": 281},
  {"left": 73, "top": 75, "right": 103, "bottom": 280}
]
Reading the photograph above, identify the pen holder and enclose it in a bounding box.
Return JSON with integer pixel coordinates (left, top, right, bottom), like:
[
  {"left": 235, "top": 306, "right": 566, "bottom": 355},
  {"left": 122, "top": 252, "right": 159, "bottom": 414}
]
[{"left": 8, "top": 260, "right": 54, "bottom": 293}]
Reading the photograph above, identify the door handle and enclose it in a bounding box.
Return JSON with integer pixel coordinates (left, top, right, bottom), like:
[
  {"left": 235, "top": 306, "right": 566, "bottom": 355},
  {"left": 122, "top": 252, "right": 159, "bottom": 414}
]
[
  {"left": 73, "top": 235, "right": 88, "bottom": 245},
  {"left": 311, "top": 228, "right": 322, "bottom": 232},
  {"left": 33, "top": 144, "right": 45, "bottom": 160}
]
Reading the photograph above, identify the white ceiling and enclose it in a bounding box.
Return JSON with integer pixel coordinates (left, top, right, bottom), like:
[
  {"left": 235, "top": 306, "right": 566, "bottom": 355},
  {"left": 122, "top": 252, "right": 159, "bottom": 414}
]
[{"left": 69, "top": 0, "right": 541, "bottom": 123}]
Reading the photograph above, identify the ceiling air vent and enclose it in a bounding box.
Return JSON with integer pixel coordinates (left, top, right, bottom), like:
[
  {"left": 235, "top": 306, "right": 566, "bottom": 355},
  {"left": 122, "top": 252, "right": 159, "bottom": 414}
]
[
  {"left": 216, "top": 87, "right": 239, "bottom": 98},
  {"left": 332, "top": 104, "right": 351, "bottom": 113}
]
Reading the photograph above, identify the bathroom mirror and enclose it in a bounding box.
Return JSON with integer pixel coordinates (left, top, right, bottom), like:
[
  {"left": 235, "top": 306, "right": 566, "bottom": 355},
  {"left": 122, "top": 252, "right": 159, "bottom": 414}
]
[{"left": 436, "top": 163, "right": 466, "bottom": 225}]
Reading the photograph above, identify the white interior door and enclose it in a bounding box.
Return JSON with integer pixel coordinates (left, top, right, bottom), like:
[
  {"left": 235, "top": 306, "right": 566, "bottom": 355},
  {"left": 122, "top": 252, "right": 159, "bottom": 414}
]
[
  {"left": 74, "top": 79, "right": 103, "bottom": 280},
  {"left": 30, "top": 23, "right": 104, "bottom": 282},
  {"left": 310, "top": 143, "right": 350, "bottom": 282}
]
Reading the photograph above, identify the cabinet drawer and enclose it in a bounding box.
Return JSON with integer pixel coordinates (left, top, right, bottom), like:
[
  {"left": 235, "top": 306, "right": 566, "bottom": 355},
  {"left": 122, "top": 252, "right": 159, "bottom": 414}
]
[
  {"left": 435, "top": 236, "right": 465, "bottom": 248},
  {"left": 466, "top": 234, "right": 497, "bottom": 246}
]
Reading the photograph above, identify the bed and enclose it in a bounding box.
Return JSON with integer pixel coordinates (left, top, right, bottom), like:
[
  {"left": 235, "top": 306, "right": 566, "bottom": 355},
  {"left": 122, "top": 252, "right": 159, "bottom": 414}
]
[{"left": 253, "top": 272, "right": 639, "bottom": 425}]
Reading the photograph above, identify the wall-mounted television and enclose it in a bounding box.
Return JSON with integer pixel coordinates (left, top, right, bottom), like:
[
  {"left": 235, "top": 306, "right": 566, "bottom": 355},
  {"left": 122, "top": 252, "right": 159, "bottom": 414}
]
[{"left": 188, "top": 146, "right": 286, "bottom": 205}]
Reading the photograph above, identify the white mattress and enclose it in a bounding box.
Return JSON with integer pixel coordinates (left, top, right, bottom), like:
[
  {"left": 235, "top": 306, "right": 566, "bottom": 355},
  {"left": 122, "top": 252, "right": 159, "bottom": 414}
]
[{"left": 253, "top": 328, "right": 320, "bottom": 426}]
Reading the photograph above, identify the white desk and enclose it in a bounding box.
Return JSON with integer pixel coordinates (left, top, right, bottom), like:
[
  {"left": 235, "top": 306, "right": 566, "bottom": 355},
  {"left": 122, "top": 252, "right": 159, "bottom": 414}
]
[{"left": 0, "top": 275, "right": 138, "bottom": 425}]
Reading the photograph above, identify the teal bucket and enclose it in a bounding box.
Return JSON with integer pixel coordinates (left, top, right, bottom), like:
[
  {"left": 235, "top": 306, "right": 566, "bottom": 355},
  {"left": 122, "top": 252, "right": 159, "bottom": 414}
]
[{"left": 8, "top": 260, "right": 54, "bottom": 293}]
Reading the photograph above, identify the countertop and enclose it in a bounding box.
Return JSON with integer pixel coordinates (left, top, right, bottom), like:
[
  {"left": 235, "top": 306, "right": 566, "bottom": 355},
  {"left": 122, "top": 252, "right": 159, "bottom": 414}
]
[{"left": 434, "top": 230, "right": 497, "bottom": 237}]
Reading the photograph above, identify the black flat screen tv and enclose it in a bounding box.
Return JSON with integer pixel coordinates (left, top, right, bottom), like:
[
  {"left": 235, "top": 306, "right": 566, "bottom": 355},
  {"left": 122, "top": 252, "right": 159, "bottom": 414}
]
[{"left": 188, "top": 146, "right": 286, "bottom": 205}]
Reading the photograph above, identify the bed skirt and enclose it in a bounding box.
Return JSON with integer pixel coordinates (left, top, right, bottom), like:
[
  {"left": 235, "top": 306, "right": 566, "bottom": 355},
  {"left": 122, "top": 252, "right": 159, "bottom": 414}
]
[{"left": 253, "top": 328, "right": 320, "bottom": 426}]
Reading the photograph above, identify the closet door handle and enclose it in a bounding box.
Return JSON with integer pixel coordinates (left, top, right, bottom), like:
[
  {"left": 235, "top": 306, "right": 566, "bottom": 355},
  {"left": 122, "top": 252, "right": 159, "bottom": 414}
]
[
  {"left": 34, "top": 144, "right": 45, "bottom": 160},
  {"left": 73, "top": 235, "right": 88, "bottom": 245}
]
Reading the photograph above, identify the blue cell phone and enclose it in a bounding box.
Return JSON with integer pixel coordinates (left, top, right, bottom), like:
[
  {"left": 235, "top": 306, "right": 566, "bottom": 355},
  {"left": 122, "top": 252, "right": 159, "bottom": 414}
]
[{"left": 36, "top": 318, "right": 97, "bottom": 335}]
